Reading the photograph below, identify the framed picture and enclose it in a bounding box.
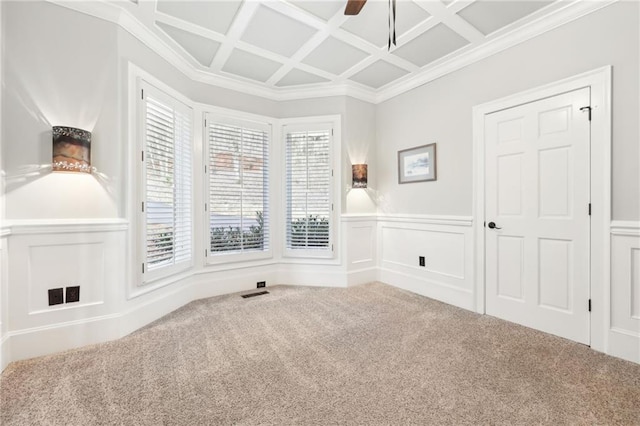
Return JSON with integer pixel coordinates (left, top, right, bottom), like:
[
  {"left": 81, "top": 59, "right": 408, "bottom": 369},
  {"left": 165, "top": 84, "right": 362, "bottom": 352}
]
[{"left": 398, "top": 143, "right": 437, "bottom": 184}]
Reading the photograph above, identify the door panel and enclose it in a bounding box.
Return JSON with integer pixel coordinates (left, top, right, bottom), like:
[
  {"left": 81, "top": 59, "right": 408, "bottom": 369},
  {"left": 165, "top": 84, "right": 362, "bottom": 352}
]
[
  {"left": 497, "top": 236, "right": 524, "bottom": 300},
  {"left": 485, "top": 87, "right": 590, "bottom": 344}
]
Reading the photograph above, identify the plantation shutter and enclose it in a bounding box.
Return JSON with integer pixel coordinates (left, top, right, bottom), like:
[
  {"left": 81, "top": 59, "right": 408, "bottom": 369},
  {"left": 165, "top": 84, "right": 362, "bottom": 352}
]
[
  {"left": 141, "top": 84, "right": 192, "bottom": 281},
  {"left": 285, "top": 126, "right": 332, "bottom": 252},
  {"left": 207, "top": 116, "right": 270, "bottom": 256}
]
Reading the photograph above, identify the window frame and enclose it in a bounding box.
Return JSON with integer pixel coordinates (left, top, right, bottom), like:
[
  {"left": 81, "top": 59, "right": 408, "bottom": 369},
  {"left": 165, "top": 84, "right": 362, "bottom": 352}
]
[
  {"left": 137, "top": 79, "right": 195, "bottom": 285},
  {"left": 204, "top": 110, "right": 275, "bottom": 265},
  {"left": 281, "top": 116, "right": 341, "bottom": 260}
]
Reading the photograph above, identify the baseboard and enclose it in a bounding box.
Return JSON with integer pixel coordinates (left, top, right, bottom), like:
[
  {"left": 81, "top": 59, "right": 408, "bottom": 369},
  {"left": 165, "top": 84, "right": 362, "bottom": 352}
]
[
  {"left": 379, "top": 268, "right": 475, "bottom": 312},
  {"left": 7, "top": 313, "right": 121, "bottom": 363},
  {"left": 0, "top": 333, "right": 9, "bottom": 372},
  {"left": 608, "top": 328, "right": 640, "bottom": 364},
  {"left": 346, "top": 267, "right": 378, "bottom": 287},
  {"left": 277, "top": 266, "right": 348, "bottom": 287},
  {"left": 119, "top": 278, "right": 195, "bottom": 338},
  {"left": 116, "top": 266, "right": 281, "bottom": 341}
]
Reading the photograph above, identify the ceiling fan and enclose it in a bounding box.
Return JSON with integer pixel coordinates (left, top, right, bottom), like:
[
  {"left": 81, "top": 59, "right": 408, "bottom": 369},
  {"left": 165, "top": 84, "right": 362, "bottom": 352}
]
[
  {"left": 344, "top": 0, "right": 367, "bottom": 15},
  {"left": 344, "top": 0, "right": 397, "bottom": 49}
]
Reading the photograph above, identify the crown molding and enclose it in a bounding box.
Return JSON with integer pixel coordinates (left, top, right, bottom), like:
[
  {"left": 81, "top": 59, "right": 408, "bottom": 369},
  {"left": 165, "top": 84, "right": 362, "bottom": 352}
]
[
  {"left": 47, "top": 0, "right": 617, "bottom": 105},
  {"left": 374, "top": 0, "right": 618, "bottom": 103}
]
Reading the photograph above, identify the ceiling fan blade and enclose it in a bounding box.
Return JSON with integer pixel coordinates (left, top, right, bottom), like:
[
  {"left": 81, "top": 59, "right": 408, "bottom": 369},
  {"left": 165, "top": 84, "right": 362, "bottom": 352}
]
[{"left": 344, "top": 0, "right": 367, "bottom": 15}]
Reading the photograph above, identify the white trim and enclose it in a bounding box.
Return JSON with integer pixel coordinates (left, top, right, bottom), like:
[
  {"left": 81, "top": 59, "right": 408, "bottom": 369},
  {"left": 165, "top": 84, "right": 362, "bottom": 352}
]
[
  {"left": 345, "top": 267, "right": 378, "bottom": 287},
  {"left": 472, "top": 66, "right": 612, "bottom": 354},
  {"left": 340, "top": 214, "right": 378, "bottom": 222},
  {"left": 379, "top": 268, "right": 474, "bottom": 311},
  {"left": 6, "top": 312, "right": 122, "bottom": 362},
  {"left": 377, "top": 214, "right": 473, "bottom": 227},
  {"left": 611, "top": 221, "right": 640, "bottom": 236},
  {"left": 46, "top": 0, "right": 616, "bottom": 105},
  {"left": 2, "top": 219, "right": 128, "bottom": 235}
]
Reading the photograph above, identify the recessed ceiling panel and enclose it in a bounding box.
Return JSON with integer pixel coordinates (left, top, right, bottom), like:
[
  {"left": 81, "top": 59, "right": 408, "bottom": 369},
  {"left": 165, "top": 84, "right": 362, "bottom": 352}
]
[
  {"left": 392, "top": 23, "right": 469, "bottom": 67},
  {"left": 157, "top": 22, "right": 220, "bottom": 67},
  {"left": 222, "top": 49, "right": 283, "bottom": 82},
  {"left": 341, "top": 0, "right": 430, "bottom": 47},
  {"left": 241, "top": 5, "right": 318, "bottom": 57},
  {"left": 301, "top": 36, "right": 369, "bottom": 75},
  {"left": 156, "top": 1, "right": 241, "bottom": 35},
  {"left": 290, "top": 1, "right": 344, "bottom": 21},
  {"left": 349, "top": 60, "right": 409, "bottom": 89},
  {"left": 276, "top": 69, "right": 330, "bottom": 87},
  {"left": 458, "top": 1, "right": 553, "bottom": 35}
]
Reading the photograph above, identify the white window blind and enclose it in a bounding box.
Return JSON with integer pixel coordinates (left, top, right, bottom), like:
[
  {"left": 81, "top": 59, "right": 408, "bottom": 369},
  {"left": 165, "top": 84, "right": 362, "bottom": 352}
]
[
  {"left": 141, "top": 84, "right": 192, "bottom": 281},
  {"left": 285, "top": 127, "right": 332, "bottom": 252},
  {"left": 207, "top": 116, "right": 270, "bottom": 256}
]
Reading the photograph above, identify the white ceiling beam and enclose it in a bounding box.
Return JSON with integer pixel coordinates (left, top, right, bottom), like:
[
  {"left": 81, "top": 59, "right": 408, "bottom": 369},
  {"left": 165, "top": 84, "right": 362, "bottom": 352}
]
[
  {"left": 209, "top": 1, "right": 261, "bottom": 71},
  {"left": 154, "top": 13, "right": 226, "bottom": 44},
  {"left": 414, "top": 0, "right": 485, "bottom": 43},
  {"left": 266, "top": 2, "right": 350, "bottom": 86}
]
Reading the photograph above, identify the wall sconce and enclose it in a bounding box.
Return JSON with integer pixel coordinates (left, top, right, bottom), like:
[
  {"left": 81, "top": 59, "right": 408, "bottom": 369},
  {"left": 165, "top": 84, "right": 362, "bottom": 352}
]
[
  {"left": 52, "top": 126, "right": 92, "bottom": 173},
  {"left": 352, "top": 164, "right": 367, "bottom": 188}
]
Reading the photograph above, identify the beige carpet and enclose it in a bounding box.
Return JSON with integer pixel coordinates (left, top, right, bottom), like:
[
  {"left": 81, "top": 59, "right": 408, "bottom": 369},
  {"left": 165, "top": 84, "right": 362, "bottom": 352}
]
[{"left": 1, "top": 282, "right": 639, "bottom": 425}]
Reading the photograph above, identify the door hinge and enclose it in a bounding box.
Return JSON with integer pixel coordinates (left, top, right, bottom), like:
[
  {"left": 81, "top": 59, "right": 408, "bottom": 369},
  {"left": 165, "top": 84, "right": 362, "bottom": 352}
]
[
  {"left": 331, "top": 204, "right": 334, "bottom": 211},
  {"left": 142, "top": 263, "right": 145, "bottom": 273},
  {"left": 204, "top": 204, "right": 208, "bottom": 212},
  {"left": 204, "top": 164, "right": 207, "bottom": 174},
  {"left": 141, "top": 151, "right": 144, "bottom": 162},
  {"left": 588, "top": 299, "right": 591, "bottom": 312},
  {"left": 588, "top": 203, "right": 591, "bottom": 216},
  {"left": 141, "top": 201, "right": 144, "bottom": 212},
  {"left": 580, "top": 106, "right": 592, "bottom": 121},
  {"left": 141, "top": 89, "right": 144, "bottom": 100},
  {"left": 205, "top": 249, "right": 208, "bottom": 257},
  {"left": 483, "top": 221, "right": 486, "bottom": 228},
  {"left": 331, "top": 244, "right": 334, "bottom": 251}
]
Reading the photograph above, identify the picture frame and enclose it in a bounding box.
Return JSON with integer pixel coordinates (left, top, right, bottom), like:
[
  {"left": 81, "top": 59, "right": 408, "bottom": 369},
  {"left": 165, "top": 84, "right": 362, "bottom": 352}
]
[{"left": 398, "top": 143, "right": 437, "bottom": 184}]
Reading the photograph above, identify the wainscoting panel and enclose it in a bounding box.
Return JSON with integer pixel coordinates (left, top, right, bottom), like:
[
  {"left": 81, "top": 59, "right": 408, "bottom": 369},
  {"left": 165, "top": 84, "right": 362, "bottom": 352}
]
[
  {"left": 609, "top": 221, "right": 640, "bottom": 363},
  {"left": 378, "top": 215, "right": 474, "bottom": 311},
  {"left": 28, "top": 242, "right": 105, "bottom": 313},
  {"left": 343, "top": 215, "right": 378, "bottom": 286},
  {"left": 5, "top": 220, "right": 127, "bottom": 361}
]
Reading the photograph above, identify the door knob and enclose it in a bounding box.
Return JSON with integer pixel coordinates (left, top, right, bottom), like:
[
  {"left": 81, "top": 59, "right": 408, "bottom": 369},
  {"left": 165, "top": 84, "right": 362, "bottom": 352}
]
[{"left": 488, "top": 221, "right": 502, "bottom": 229}]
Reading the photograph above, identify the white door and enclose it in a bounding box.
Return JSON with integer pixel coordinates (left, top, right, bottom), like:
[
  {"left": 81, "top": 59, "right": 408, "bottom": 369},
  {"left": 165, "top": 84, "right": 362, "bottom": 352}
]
[{"left": 485, "top": 87, "right": 591, "bottom": 344}]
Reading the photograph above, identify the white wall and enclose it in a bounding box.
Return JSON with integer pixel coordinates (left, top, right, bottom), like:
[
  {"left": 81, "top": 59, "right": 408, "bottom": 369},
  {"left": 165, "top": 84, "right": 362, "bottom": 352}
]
[
  {"left": 2, "top": 1, "right": 120, "bottom": 220},
  {"left": 344, "top": 97, "right": 377, "bottom": 214},
  {"left": 376, "top": 1, "right": 639, "bottom": 220}
]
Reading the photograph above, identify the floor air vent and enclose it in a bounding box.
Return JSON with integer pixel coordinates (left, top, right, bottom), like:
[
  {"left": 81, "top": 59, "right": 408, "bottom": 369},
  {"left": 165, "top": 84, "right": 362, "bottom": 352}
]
[{"left": 241, "top": 291, "right": 269, "bottom": 299}]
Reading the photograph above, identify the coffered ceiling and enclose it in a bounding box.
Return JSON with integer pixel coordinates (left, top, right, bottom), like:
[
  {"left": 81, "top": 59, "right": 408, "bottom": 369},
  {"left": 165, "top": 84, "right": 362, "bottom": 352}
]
[{"left": 96, "top": 0, "right": 610, "bottom": 102}]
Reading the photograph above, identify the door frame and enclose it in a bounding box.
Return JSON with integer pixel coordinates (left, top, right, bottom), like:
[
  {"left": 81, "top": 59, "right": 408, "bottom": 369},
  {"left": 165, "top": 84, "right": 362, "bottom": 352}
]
[{"left": 472, "top": 66, "right": 611, "bottom": 353}]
